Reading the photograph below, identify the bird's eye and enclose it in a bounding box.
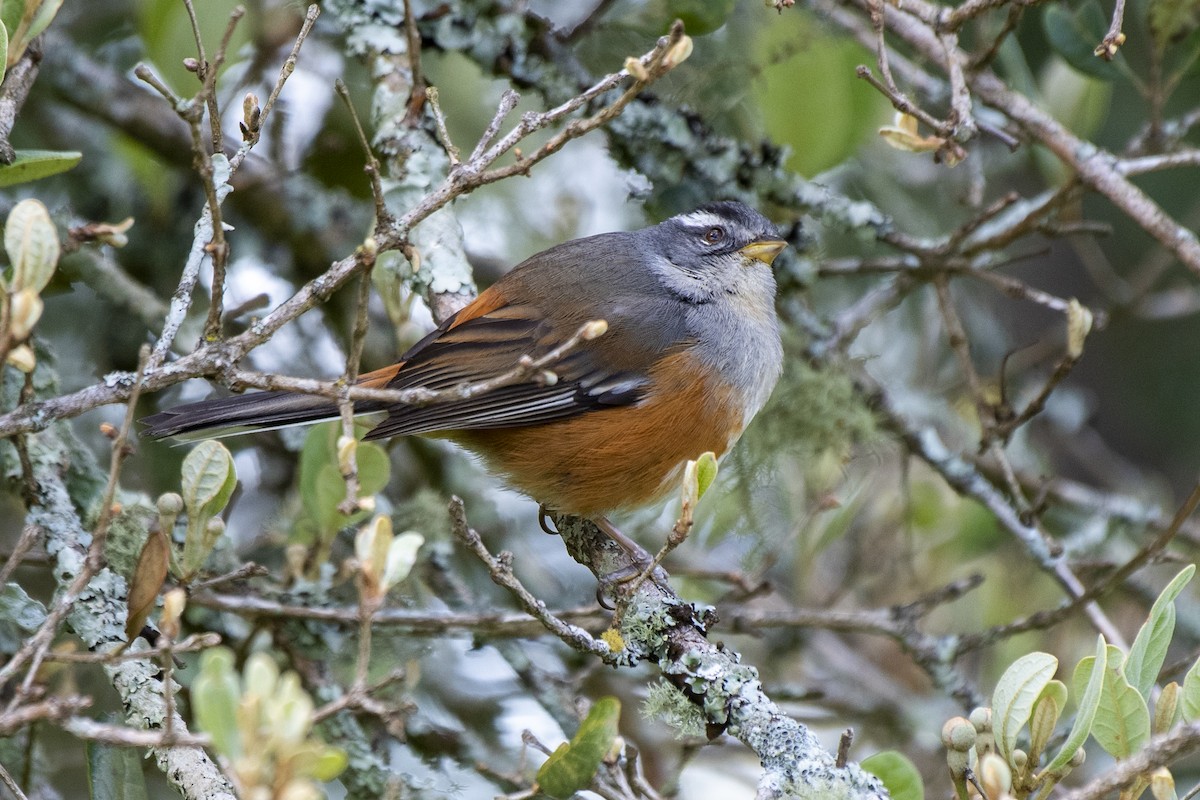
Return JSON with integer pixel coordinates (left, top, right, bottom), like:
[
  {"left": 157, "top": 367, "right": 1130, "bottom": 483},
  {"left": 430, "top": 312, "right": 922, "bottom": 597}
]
[{"left": 702, "top": 227, "right": 725, "bottom": 245}]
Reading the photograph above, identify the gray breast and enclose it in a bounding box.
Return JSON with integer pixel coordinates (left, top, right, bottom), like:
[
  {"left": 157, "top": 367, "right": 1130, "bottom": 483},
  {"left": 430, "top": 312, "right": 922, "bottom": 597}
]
[{"left": 685, "top": 267, "right": 783, "bottom": 428}]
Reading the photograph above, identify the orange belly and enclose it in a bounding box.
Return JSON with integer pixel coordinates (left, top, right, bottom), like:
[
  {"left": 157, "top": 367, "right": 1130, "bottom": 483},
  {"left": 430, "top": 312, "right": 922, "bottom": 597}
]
[{"left": 448, "top": 353, "right": 745, "bottom": 515}]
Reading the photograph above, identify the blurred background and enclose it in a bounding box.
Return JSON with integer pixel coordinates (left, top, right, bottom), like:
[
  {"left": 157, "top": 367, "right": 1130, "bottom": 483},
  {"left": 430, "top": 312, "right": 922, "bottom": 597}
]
[{"left": 4, "top": 0, "right": 1200, "bottom": 797}]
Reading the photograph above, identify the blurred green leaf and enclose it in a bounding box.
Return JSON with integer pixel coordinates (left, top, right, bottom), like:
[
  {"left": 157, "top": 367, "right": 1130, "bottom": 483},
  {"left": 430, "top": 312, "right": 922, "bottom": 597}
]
[
  {"left": 1042, "top": 2, "right": 1123, "bottom": 79},
  {"left": 0, "top": 149, "right": 81, "bottom": 187},
  {"left": 309, "top": 745, "right": 349, "bottom": 782},
  {"left": 861, "top": 751, "right": 923, "bottom": 800},
  {"left": 668, "top": 0, "right": 736, "bottom": 35},
  {"left": 536, "top": 697, "right": 621, "bottom": 799},
  {"left": 0, "top": 0, "right": 21, "bottom": 42},
  {"left": 87, "top": 740, "right": 148, "bottom": 800},
  {"left": 1126, "top": 564, "right": 1194, "bottom": 700},
  {"left": 299, "top": 422, "right": 390, "bottom": 541},
  {"left": 755, "top": 13, "right": 883, "bottom": 176},
  {"left": 1039, "top": 58, "right": 1112, "bottom": 139},
  {"left": 1048, "top": 635, "right": 1106, "bottom": 772},
  {"left": 137, "top": 0, "right": 248, "bottom": 94},
  {"left": 192, "top": 647, "right": 242, "bottom": 760},
  {"left": 992, "top": 651, "right": 1058, "bottom": 763}
]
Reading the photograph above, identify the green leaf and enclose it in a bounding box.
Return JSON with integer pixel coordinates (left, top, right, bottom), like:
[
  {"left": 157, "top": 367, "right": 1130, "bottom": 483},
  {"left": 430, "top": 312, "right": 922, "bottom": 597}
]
[
  {"left": 298, "top": 422, "right": 389, "bottom": 540},
  {"left": 1047, "top": 636, "right": 1107, "bottom": 772},
  {"left": 0, "top": 149, "right": 81, "bottom": 187},
  {"left": 5, "top": 197, "right": 59, "bottom": 293},
  {"left": 1042, "top": 2, "right": 1124, "bottom": 79},
  {"left": 695, "top": 451, "right": 718, "bottom": 500},
  {"left": 1127, "top": 565, "right": 1195, "bottom": 700},
  {"left": 87, "top": 740, "right": 149, "bottom": 800},
  {"left": 1090, "top": 644, "right": 1151, "bottom": 758},
  {"left": 861, "top": 751, "right": 924, "bottom": 800},
  {"left": 536, "top": 697, "right": 621, "bottom": 799},
  {"left": 180, "top": 440, "right": 237, "bottom": 519},
  {"left": 192, "top": 647, "right": 242, "bottom": 759},
  {"left": 1181, "top": 656, "right": 1200, "bottom": 721},
  {"left": 23, "top": 0, "right": 60, "bottom": 41},
  {"left": 992, "top": 652, "right": 1059, "bottom": 763},
  {"left": 179, "top": 440, "right": 236, "bottom": 579}
]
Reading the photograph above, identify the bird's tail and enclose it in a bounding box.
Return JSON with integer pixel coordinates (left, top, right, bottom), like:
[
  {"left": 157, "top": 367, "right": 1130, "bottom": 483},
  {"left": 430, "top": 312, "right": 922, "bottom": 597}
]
[
  {"left": 142, "top": 390, "right": 357, "bottom": 440},
  {"left": 141, "top": 366, "right": 401, "bottom": 441}
]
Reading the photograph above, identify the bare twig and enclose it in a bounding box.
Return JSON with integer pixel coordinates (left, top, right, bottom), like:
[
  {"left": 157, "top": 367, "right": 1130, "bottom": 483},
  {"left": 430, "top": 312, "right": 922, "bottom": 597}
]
[{"left": 448, "top": 497, "right": 614, "bottom": 661}]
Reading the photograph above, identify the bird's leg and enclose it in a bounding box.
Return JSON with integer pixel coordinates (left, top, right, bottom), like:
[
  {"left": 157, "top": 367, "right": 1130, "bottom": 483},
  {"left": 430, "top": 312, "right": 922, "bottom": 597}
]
[{"left": 592, "top": 515, "right": 671, "bottom": 596}]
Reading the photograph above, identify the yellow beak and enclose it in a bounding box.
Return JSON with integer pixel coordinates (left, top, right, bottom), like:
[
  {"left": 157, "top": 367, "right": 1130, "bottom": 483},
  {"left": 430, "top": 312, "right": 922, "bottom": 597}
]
[{"left": 739, "top": 239, "right": 787, "bottom": 266}]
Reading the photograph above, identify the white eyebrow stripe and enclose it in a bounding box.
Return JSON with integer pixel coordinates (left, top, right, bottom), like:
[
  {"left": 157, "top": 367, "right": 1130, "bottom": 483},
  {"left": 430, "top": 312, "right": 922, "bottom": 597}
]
[{"left": 675, "top": 211, "right": 728, "bottom": 229}]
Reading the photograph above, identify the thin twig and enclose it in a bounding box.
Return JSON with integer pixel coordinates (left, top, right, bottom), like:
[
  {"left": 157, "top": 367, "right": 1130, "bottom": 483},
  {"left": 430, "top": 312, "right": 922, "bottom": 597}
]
[
  {"left": 448, "top": 497, "right": 614, "bottom": 661},
  {"left": 335, "top": 79, "right": 392, "bottom": 226}
]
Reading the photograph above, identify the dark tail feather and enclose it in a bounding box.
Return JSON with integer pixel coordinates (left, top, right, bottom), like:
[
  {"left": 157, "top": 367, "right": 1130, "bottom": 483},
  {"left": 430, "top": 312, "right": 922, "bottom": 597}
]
[{"left": 141, "top": 390, "right": 353, "bottom": 440}]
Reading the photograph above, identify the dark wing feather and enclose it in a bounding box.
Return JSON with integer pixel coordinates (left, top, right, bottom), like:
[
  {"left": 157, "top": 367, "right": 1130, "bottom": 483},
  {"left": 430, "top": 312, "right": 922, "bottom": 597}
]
[{"left": 364, "top": 304, "right": 656, "bottom": 440}]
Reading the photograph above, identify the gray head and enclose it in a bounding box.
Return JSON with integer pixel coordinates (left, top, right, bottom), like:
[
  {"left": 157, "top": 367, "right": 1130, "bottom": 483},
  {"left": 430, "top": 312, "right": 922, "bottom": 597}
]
[{"left": 643, "top": 201, "right": 786, "bottom": 304}]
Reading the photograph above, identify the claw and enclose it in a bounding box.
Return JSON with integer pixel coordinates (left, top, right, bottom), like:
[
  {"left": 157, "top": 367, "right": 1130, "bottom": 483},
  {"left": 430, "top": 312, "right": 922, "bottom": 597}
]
[{"left": 538, "top": 504, "right": 559, "bottom": 535}]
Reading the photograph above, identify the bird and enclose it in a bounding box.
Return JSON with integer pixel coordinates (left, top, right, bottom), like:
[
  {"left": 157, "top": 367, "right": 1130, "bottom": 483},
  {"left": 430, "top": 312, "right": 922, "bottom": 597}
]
[{"left": 143, "top": 201, "right": 786, "bottom": 561}]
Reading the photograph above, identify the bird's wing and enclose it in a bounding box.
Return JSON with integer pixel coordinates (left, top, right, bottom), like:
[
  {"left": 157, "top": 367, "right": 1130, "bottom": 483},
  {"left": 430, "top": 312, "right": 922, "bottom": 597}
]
[{"left": 360, "top": 287, "right": 684, "bottom": 440}]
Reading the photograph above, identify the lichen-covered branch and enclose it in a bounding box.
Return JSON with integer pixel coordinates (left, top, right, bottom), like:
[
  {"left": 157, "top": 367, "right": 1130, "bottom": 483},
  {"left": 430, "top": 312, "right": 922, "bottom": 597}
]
[
  {"left": 15, "top": 426, "right": 235, "bottom": 800},
  {"left": 550, "top": 515, "right": 887, "bottom": 800}
]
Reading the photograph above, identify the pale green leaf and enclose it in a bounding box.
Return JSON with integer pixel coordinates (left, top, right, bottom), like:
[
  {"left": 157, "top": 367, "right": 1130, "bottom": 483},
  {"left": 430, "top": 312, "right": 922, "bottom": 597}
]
[
  {"left": 24, "top": 0, "right": 60, "bottom": 41},
  {"left": 180, "top": 440, "right": 237, "bottom": 518},
  {"left": 0, "top": 20, "right": 9, "bottom": 86},
  {"left": 1180, "top": 656, "right": 1200, "bottom": 721},
  {"left": 4, "top": 197, "right": 58, "bottom": 293},
  {"left": 1127, "top": 565, "right": 1194, "bottom": 700},
  {"left": 1091, "top": 644, "right": 1151, "bottom": 758},
  {"left": 992, "top": 652, "right": 1059, "bottom": 762},
  {"left": 1048, "top": 636, "right": 1107, "bottom": 772}
]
